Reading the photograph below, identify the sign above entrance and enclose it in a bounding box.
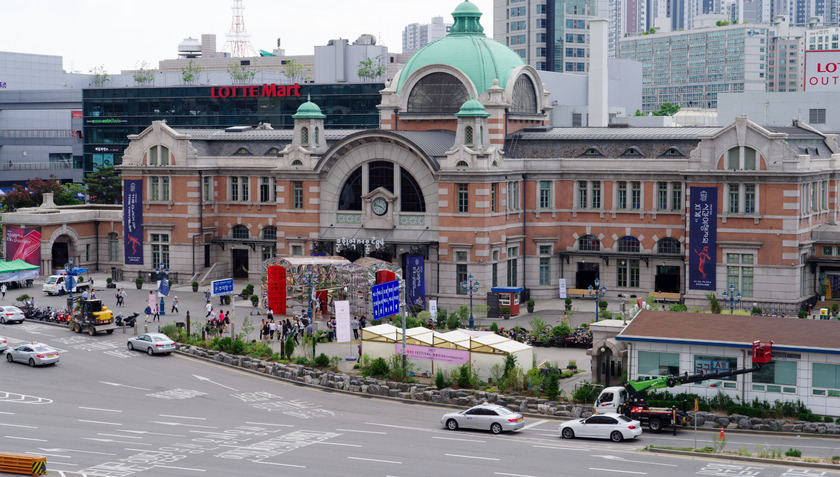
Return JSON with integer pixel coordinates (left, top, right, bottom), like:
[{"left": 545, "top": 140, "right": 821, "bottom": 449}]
[
  {"left": 336, "top": 236, "right": 384, "bottom": 254},
  {"left": 210, "top": 83, "right": 302, "bottom": 98}
]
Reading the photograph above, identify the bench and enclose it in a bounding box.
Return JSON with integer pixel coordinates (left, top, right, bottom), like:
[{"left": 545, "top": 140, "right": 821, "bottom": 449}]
[
  {"left": 566, "top": 288, "right": 590, "bottom": 298},
  {"left": 650, "top": 292, "right": 682, "bottom": 302},
  {"left": 0, "top": 453, "right": 47, "bottom": 476}
]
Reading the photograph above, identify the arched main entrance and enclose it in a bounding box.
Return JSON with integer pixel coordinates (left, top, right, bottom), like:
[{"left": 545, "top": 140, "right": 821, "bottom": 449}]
[{"left": 51, "top": 236, "right": 73, "bottom": 270}]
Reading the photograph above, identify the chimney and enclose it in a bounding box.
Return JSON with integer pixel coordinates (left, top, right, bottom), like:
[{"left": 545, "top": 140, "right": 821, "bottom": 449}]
[{"left": 588, "top": 18, "right": 609, "bottom": 127}]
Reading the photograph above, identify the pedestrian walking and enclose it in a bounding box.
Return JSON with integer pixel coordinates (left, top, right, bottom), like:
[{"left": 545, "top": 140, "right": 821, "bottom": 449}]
[
  {"left": 120, "top": 288, "right": 127, "bottom": 307},
  {"left": 259, "top": 319, "right": 266, "bottom": 340},
  {"left": 82, "top": 289, "right": 90, "bottom": 300},
  {"left": 153, "top": 305, "right": 160, "bottom": 322},
  {"left": 205, "top": 301, "right": 213, "bottom": 318},
  {"left": 1, "top": 283, "right": 6, "bottom": 300},
  {"left": 115, "top": 289, "right": 121, "bottom": 307},
  {"left": 145, "top": 305, "right": 152, "bottom": 323},
  {"left": 359, "top": 315, "right": 367, "bottom": 329},
  {"left": 269, "top": 319, "right": 276, "bottom": 340},
  {"left": 205, "top": 289, "right": 211, "bottom": 303},
  {"left": 351, "top": 317, "right": 360, "bottom": 340},
  {"left": 90, "top": 289, "right": 96, "bottom": 299},
  {"left": 171, "top": 296, "right": 179, "bottom": 314}
]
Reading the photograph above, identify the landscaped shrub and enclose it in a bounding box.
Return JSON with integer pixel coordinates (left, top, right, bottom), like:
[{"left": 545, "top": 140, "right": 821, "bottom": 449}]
[
  {"left": 571, "top": 381, "right": 599, "bottom": 403},
  {"left": 489, "top": 322, "right": 500, "bottom": 333},
  {"left": 314, "top": 353, "right": 330, "bottom": 367},
  {"left": 456, "top": 364, "right": 471, "bottom": 388},
  {"left": 364, "top": 357, "right": 389, "bottom": 378},
  {"left": 785, "top": 448, "right": 802, "bottom": 457},
  {"left": 435, "top": 369, "right": 450, "bottom": 389}
]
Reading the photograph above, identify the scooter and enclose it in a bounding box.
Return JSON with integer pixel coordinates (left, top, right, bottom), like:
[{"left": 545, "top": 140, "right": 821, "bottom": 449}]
[{"left": 115, "top": 312, "right": 139, "bottom": 327}]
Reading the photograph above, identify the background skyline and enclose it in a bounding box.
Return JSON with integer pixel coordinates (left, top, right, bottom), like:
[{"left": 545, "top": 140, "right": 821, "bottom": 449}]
[{"left": 0, "top": 0, "right": 494, "bottom": 75}]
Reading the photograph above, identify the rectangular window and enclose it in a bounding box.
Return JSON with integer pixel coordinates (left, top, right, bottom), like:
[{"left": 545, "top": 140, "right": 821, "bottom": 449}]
[
  {"left": 617, "top": 182, "right": 627, "bottom": 210},
  {"left": 726, "top": 253, "right": 754, "bottom": 298},
  {"left": 203, "top": 176, "right": 212, "bottom": 202},
  {"left": 108, "top": 233, "right": 119, "bottom": 262},
  {"left": 744, "top": 184, "right": 755, "bottom": 214},
  {"left": 637, "top": 351, "right": 679, "bottom": 377},
  {"left": 150, "top": 233, "right": 170, "bottom": 270},
  {"left": 85, "top": 243, "right": 91, "bottom": 262},
  {"left": 592, "top": 182, "right": 601, "bottom": 209},
  {"left": 812, "top": 363, "right": 840, "bottom": 397},
  {"left": 672, "top": 183, "right": 682, "bottom": 210},
  {"left": 694, "top": 355, "right": 739, "bottom": 388},
  {"left": 293, "top": 181, "right": 303, "bottom": 209},
  {"left": 727, "top": 148, "right": 739, "bottom": 170},
  {"left": 617, "top": 259, "right": 640, "bottom": 288},
  {"left": 507, "top": 181, "right": 520, "bottom": 211},
  {"left": 539, "top": 180, "right": 551, "bottom": 209},
  {"left": 491, "top": 183, "right": 497, "bottom": 212},
  {"left": 658, "top": 182, "right": 668, "bottom": 210},
  {"left": 728, "top": 184, "right": 739, "bottom": 213},
  {"left": 631, "top": 182, "right": 641, "bottom": 209},
  {"left": 822, "top": 181, "right": 828, "bottom": 210},
  {"left": 752, "top": 360, "right": 797, "bottom": 393},
  {"left": 230, "top": 177, "right": 239, "bottom": 201},
  {"left": 812, "top": 182, "right": 819, "bottom": 212},
  {"left": 240, "top": 176, "right": 249, "bottom": 202},
  {"left": 810, "top": 108, "right": 826, "bottom": 124},
  {"left": 578, "top": 182, "right": 588, "bottom": 209},
  {"left": 161, "top": 177, "right": 170, "bottom": 201},
  {"left": 507, "top": 246, "right": 518, "bottom": 287},
  {"left": 151, "top": 177, "right": 160, "bottom": 201},
  {"left": 456, "top": 263, "right": 468, "bottom": 295},
  {"left": 261, "top": 245, "right": 276, "bottom": 262},
  {"left": 458, "top": 183, "right": 469, "bottom": 213},
  {"left": 291, "top": 244, "right": 303, "bottom": 256},
  {"left": 539, "top": 257, "right": 550, "bottom": 286},
  {"left": 492, "top": 263, "right": 498, "bottom": 288},
  {"left": 260, "top": 177, "right": 273, "bottom": 203},
  {"left": 824, "top": 246, "right": 834, "bottom": 256}
]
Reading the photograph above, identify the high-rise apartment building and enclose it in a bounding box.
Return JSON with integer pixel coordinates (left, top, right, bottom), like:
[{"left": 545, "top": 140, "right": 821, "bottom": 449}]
[
  {"left": 493, "top": 0, "right": 600, "bottom": 73},
  {"left": 402, "top": 16, "right": 452, "bottom": 53},
  {"left": 619, "top": 23, "right": 769, "bottom": 111},
  {"left": 767, "top": 18, "right": 806, "bottom": 92}
]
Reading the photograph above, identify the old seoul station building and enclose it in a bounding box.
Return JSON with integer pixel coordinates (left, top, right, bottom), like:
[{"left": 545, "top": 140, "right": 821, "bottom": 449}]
[{"left": 78, "top": 1, "right": 840, "bottom": 313}]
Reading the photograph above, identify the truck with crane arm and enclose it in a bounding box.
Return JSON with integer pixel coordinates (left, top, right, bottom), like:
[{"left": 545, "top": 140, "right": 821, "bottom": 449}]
[{"left": 594, "top": 341, "right": 772, "bottom": 432}]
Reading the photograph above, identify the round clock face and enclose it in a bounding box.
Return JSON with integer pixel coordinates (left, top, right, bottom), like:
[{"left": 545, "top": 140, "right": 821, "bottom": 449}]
[{"left": 372, "top": 197, "right": 388, "bottom": 216}]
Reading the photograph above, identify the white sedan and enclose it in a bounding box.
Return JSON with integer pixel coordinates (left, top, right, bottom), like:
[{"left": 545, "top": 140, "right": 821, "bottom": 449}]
[
  {"left": 0, "top": 336, "right": 7, "bottom": 352},
  {"left": 0, "top": 306, "right": 25, "bottom": 324},
  {"left": 127, "top": 333, "right": 176, "bottom": 355},
  {"left": 6, "top": 342, "right": 59, "bottom": 366},
  {"left": 559, "top": 413, "right": 642, "bottom": 442},
  {"left": 441, "top": 403, "right": 525, "bottom": 434}
]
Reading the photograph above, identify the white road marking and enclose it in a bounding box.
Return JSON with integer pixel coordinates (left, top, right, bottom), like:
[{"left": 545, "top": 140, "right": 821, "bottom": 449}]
[
  {"left": 365, "top": 421, "right": 437, "bottom": 433},
  {"left": 536, "top": 432, "right": 557, "bottom": 437},
  {"left": 193, "top": 374, "right": 238, "bottom": 391},
  {"left": 336, "top": 428, "right": 387, "bottom": 434},
  {"left": 255, "top": 461, "right": 306, "bottom": 468},
  {"left": 589, "top": 468, "right": 647, "bottom": 475},
  {"left": 40, "top": 447, "right": 116, "bottom": 456},
  {"left": 152, "top": 421, "right": 217, "bottom": 429},
  {"left": 159, "top": 413, "right": 207, "bottom": 420},
  {"left": 315, "top": 441, "right": 362, "bottom": 447},
  {"left": 79, "top": 406, "right": 122, "bottom": 413},
  {"left": 533, "top": 444, "right": 588, "bottom": 451},
  {"left": 78, "top": 419, "right": 121, "bottom": 426},
  {"left": 0, "top": 411, "right": 14, "bottom": 415},
  {"left": 99, "top": 381, "right": 150, "bottom": 391},
  {"left": 245, "top": 421, "right": 293, "bottom": 427},
  {"left": 27, "top": 451, "right": 71, "bottom": 459},
  {"left": 593, "top": 455, "right": 678, "bottom": 467},
  {"left": 97, "top": 432, "right": 142, "bottom": 439},
  {"left": 432, "top": 436, "right": 487, "bottom": 443},
  {"left": 522, "top": 419, "right": 547, "bottom": 430},
  {"left": 445, "top": 454, "right": 500, "bottom": 461},
  {"left": 122, "top": 430, "right": 185, "bottom": 437},
  {"left": 155, "top": 465, "right": 206, "bottom": 472},
  {"left": 0, "top": 423, "right": 36, "bottom": 428},
  {"left": 83, "top": 438, "right": 149, "bottom": 445},
  {"left": 348, "top": 457, "right": 402, "bottom": 464},
  {"left": 6, "top": 436, "right": 47, "bottom": 442},
  {"left": 496, "top": 473, "right": 539, "bottom": 477}
]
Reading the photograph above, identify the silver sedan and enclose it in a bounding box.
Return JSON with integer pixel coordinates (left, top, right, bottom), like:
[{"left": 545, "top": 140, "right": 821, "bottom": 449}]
[
  {"left": 0, "top": 336, "right": 7, "bottom": 352},
  {"left": 441, "top": 403, "right": 525, "bottom": 434},
  {"left": 6, "top": 343, "right": 59, "bottom": 366},
  {"left": 0, "top": 306, "right": 25, "bottom": 324},
  {"left": 127, "top": 333, "right": 176, "bottom": 355}
]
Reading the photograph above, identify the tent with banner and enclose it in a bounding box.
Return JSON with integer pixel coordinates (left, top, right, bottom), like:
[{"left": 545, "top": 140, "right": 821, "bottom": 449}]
[
  {"left": 361, "top": 324, "right": 533, "bottom": 380},
  {"left": 0, "top": 259, "right": 40, "bottom": 283}
]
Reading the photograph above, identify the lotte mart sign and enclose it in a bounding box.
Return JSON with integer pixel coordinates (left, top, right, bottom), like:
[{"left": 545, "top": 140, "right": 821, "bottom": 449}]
[
  {"left": 805, "top": 51, "right": 840, "bottom": 91},
  {"left": 210, "top": 83, "right": 302, "bottom": 98}
]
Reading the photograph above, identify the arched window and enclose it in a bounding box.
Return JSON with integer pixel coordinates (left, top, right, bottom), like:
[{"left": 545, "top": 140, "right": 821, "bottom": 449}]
[
  {"left": 262, "top": 226, "right": 277, "bottom": 241},
  {"left": 510, "top": 76, "right": 538, "bottom": 114},
  {"left": 231, "top": 225, "right": 249, "bottom": 239},
  {"left": 400, "top": 168, "right": 426, "bottom": 212},
  {"left": 726, "top": 146, "right": 757, "bottom": 170},
  {"left": 148, "top": 145, "right": 170, "bottom": 165},
  {"left": 369, "top": 161, "right": 394, "bottom": 193},
  {"left": 657, "top": 237, "right": 680, "bottom": 254},
  {"left": 291, "top": 159, "right": 303, "bottom": 166},
  {"left": 233, "top": 147, "right": 252, "bottom": 156},
  {"left": 339, "top": 167, "right": 363, "bottom": 210},
  {"left": 581, "top": 147, "right": 604, "bottom": 157},
  {"left": 338, "top": 163, "right": 426, "bottom": 213},
  {"left": 617, "top": 236, "right": 640, "bottom": 253},
  {"left": 264, "top": 147, "right": 280, "bottom": 155},
  {"left": 464, "top": 126, "right": 474, "bottom": 145},
  {"left": 456, "top": 161, "right": 469, "bottom": 168},
  {"left": 578, "top": 235, "right": 601, "bottom": 251},
  {"left": 314, "top": 127, "right": 320, "bottom": 146},
  {"left": 407, "top": 72, "right": 469, "bottom": 113},
  {"left": 301, "top": 127, "right": 309, "bottom": 145}
]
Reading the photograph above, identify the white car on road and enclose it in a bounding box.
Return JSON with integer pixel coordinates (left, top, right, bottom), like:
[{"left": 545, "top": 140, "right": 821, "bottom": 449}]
[
  {"left": 6, "top": 342, "right": 59, "bottom": 366},
  {"left": 0, "top": 336, "right": 7, "bottom": 352},
  {"left": 441, "top": 403, "right": 524, "bottom": 434},
  {"left": 559, "top": 412, "right": 643, "bottom": 442},
  {"left": 127, "top": 333, "right": 176, "bottom": 355},
  {"left": 0, "top": 306, "right": 25, "bottom": 324}
]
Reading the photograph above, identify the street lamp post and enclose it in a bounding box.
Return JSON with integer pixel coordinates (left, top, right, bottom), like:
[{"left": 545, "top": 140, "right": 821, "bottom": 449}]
[
  {"left": 460, "top": 273, "right": 480, "bottom": 329},
  {"left": 156, "top": 262, "right": 169, "bottom": 316},
  {"left": 64, "top": 258, "right": 83, "bottom": 311},
  {"left": 721, "top": 283, "right": 742, "bottom": 315},
  {"left": 588, "top": 278, "right": 607, "bottom": 322},
  {"left": 306, "top": 267, "right": 314, "bottom": 322}
]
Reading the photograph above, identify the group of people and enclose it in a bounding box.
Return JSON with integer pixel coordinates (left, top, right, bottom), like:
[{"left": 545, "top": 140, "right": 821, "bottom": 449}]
[
  {"left": 114, "top": 288, "right": 127, "bottom": 307},
  {"left": 259, "top": 315, "right": 308, "bottom": 344},
  {"left": 205, "top": 309, "right": 231, "bottom": 335}
]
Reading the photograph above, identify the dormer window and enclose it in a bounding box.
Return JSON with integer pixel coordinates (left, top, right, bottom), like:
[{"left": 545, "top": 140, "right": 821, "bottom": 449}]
[
  {"left": 660, "top": 147, "right": 685, "bottom": 158},
  {"left": 264, "top": 147, "right": 280, "bottom": 155},
  {"left": 148, "top": 145, "right": 170, "bottom": 166},
  {"left": 621, "top": 147, "right": 644, "bottom": 158},
  {"left": 291, "top": 159, "right": 303, "bottom": 166},
  {"left": 456, "top": 161, "right": 469, "bottom": 168},
  {"left": 233, "top": 147, "right": 252, "bottom": 156},
  {"left": 581, "top": 147, "right": 604, "bottom": 157}
]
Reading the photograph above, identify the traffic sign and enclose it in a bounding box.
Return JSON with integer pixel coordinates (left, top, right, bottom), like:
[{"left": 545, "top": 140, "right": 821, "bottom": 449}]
[
  {"left": 211, "top": 278, "right": 234, "bottom": 297},
  {"left": 372, "top": 280, "right": 400, "bottom": 320}
]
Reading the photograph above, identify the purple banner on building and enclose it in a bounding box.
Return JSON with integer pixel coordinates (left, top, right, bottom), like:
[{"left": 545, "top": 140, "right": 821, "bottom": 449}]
[
  {"left": 123, "top": 179, "right": 143, "bottom": 265},
  {"left": 6, "top": 226, "right": 41, "bottom": 267},
  {"left": 689, "top": 187, "right": 717, "bottom": 290},
  {"left": 406, "top": 255, "right": 425, "bottom": 309}
]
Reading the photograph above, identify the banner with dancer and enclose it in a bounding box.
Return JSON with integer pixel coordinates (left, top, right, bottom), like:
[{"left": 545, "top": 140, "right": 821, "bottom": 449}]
[
  {"left": 123, "top": 179, "right": 144, "bottom": 265},
  {"left": 689, "top": 187, "right": 717, "bottom": 290}
]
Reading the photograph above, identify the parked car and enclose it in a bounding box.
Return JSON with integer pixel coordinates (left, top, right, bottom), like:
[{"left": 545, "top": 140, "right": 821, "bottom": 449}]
[
  {"left": 6, "top": 342, "right": 59, "bottom": 366},
  {"left": 559, "top": 413, "right": 642, "bottom": 442},
  {"left": 441, "top": 403, "right": 524, "bottom": 434},
  {"left": 127, "top": 333, "right": 176, "bottom": 355},
  {"left": 0, "top": 336, "right": 7, "bottom": 352},
  {"left": 0, "top": 306, "right": 25, "bottom": 324}
]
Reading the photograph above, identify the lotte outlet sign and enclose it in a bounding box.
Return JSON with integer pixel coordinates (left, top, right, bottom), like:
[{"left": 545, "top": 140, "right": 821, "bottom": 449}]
[
  {"left": 210, "top": 83, "right": 302, "bottom": 98},
  {"left": 805, "top": 51, "right": 840, "bottom": 91}
]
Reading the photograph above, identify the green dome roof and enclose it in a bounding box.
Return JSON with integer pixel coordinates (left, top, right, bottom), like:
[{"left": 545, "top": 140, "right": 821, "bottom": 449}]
[
  {"left": 455, "top": 98, "right": 490, "bottom": 118},
  {"left": 292, "top": 95, "right": 326, "bottom": 119},
  {"left": 395, "top": 0, "right": 525, "bottom": 96}
]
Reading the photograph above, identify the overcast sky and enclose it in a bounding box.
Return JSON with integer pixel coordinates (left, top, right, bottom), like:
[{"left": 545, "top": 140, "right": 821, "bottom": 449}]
[{"left": 1, "top": 0, "right": 495, "bottom": 74}]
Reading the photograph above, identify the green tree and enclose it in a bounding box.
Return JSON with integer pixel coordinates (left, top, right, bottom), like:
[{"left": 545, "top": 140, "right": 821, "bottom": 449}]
[
  {"left": 54, "top": 182, "right": 85, "bottom": 205},
  {"left": 357, "top": 55, "right": 386, "bottom": 82},
  {"left": 84, "top": 165, "right": 122, "bottom": 204},
  {"left": 132, "top": 60, "right": 156, "bottom": 86},
  {"left": 90, "top": 65, "right": 110, "bottom": 87},
  {"left": 181, "top": 59, "right": 203, "bottom": 85},
  {"left": 282, "top": 59, "right": 310, "bottom": 83},
  {"left": 651, "top": 102, "right": 681, "bottom": 116},
  {"left": 227, "top": 63, "right": 258, "bottom": 85}
]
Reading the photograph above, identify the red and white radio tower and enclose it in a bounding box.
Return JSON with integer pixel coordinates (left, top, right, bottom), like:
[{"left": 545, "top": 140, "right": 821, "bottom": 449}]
[{"left": 221, "top": 0, "right": 258, "bottom": 58}]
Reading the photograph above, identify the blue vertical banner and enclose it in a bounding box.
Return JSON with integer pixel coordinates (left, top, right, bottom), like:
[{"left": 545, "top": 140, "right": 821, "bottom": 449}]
[
  {"left": 689, "top": 186, "right": 717, "bottom": 290},
  {"left": 406, "top": 255, "right": 426, "bottom": 310},
  {"left": 123, "top": 179, "right": 144, "bottom": 265}
]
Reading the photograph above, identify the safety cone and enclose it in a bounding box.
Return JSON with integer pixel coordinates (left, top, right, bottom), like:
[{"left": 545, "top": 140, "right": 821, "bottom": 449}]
[{"left": 719, "top": 426, "right": 725, "bottom": 439}]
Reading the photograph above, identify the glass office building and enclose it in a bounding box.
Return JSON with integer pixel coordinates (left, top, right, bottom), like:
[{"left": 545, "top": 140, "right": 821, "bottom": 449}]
[{"left": 82, "top": 83, "right": 384, "bottom": 172}]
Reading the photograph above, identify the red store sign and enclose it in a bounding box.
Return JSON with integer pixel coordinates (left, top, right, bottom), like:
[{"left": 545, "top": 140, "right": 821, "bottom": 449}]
[{"left": 210, "top": 83, "right": 302, "bottom": 98}]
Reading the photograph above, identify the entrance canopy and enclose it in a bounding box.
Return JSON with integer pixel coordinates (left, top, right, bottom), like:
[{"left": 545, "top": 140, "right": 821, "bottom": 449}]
[{"left": 0, "top": 259, "right": 40, "bottom": 283}]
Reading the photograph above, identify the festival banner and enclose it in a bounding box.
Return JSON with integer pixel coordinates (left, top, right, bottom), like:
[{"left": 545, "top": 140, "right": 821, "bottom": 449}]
[
  {"left": 6, "top": 227, "right": 41, "bottom": 266},
  {"left": 123, "top": 179, "right": 144, "bottom": 265},
  {"left": 335, "top": 300, "right": 351, "bottom": 342},
  {"left": 397, "top": 343, "right": 470, "bottom": 365},
  {"left": 689, "top": 187, "right": 718, "bottom": 290},
  {"left": 406, "top": 255, "right": 425, "bottom": 309}
]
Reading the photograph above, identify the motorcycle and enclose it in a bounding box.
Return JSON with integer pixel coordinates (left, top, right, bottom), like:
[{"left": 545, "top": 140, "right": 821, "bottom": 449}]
[{"left": 115, "top": 312, "right": 139, "bottom": 327}]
